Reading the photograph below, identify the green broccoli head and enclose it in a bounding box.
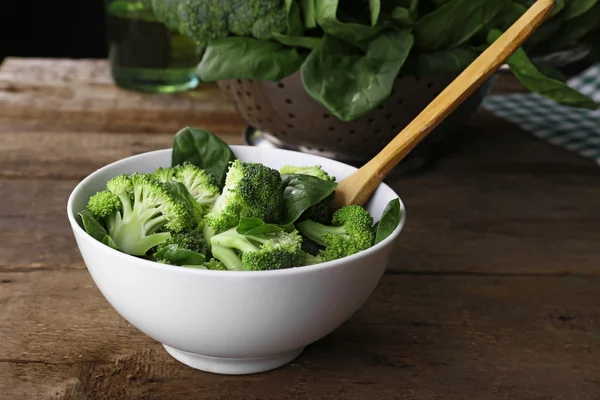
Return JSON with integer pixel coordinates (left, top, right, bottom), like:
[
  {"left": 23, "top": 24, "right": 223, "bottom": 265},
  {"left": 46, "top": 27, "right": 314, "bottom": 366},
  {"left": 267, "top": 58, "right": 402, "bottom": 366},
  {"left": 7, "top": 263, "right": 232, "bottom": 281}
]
[
  {"left": 155, "top": 226, "right": 208, "bottom": 258},
  {"left": 295, "top": 205, "right": 375, "bottom": 262},
  {"left": 87, "top": 190, "right": 122, "bottom": 220},
  {"left": 103, "top": 173, "right": 195, "bottom": 256},
  {"left": 204, "top": 258, "right": 228, "bottom": 270},
  {"left": 280, "top": 164, "right": 336, "bottom": 224},
  {"left": 227, "top": 0, "right": 287, "bottom": 39},
  {"left": 154, "top": 162, "right": 220, "bottom": 215},
  {"left": 204, "top": 160, "right": 284, "bottom": 234},
  {"left": 151, "top": 0, "right": 287, "bottom": 46},
  {"left": 210, "top": 227, "right": 303, "bottom": 271},
  {"left": 173, "top": 162, "right": 220, "bottom": 207}
]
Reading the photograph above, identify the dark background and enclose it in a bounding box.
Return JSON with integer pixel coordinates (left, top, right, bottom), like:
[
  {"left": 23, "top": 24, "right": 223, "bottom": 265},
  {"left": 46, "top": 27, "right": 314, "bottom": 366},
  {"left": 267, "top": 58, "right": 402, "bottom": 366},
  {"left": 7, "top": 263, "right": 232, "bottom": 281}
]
[{"left": 1, "top": 1, "right": 108, "bottom": 61}]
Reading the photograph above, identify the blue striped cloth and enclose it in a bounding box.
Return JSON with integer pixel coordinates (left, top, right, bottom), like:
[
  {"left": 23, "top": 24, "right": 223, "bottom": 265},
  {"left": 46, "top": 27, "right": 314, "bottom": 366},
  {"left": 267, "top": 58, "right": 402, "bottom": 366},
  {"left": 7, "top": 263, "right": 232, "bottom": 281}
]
[{"left": 483, "top": 64, "right": 600, "bottom": 165}]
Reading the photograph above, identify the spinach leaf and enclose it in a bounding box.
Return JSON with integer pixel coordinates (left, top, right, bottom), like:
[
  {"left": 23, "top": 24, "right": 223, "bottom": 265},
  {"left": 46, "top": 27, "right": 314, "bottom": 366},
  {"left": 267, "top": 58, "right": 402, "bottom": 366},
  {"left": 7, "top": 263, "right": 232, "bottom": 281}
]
[
  {"left": 285, "top": 0, "right": 305, "bottom": 36},
  {"left": 280, "top": 174, "right": 338, "bottom": 225},
  {"left": 300, "top": 29, "right": 414, "bottom": 121},
  {"left": 369, "top": 0, "right": 381, "bottom": 26},
  {"left": 154, "top": 244, "right": 206, "bottom": 266},
  {"left": 415, "top": 0, "right": 508, "bottom": 52},
  {"left": 415, "top": 48, "right": 477, "bottom": 75},
  {"left": 272, "top": 33, "right": 322, "bottom": 49},
  {"left": 315, "top": 0, "right": 384, "bottom": 46},
  {"left": 237, "top": 217, "right": 285, "bottom": 235},
  {"left": 488, "top": 30, "right": 598, "bottom": 110},
  {"left": 171, "top": 126, "right": 235, "bottom": 187},
  {"left": 102, "top": 235, "right": 120, "bottom": 250},
  {"left": 78, "top": 209, "right": 109, "bottom": 242},
  {"left": 78, "top": 209, "right": 120, "bottom": 250},
  {"left": 547, "top": 3, "right": 600, "bottom": 51},
  {"left": 390, "top": 7, "right": 413, "bottom": 27},
  {"left": 374, "top": 198, "right": 402, "bottom": 245},
  {"left": 562, "top": 0, "right": 598, "bottom": 20},
  {"left": 197, "top": 37, "right": 307, "bottom": 82},
  {"left": 301, "top": 0, "right": 317, "bottom": 28}
]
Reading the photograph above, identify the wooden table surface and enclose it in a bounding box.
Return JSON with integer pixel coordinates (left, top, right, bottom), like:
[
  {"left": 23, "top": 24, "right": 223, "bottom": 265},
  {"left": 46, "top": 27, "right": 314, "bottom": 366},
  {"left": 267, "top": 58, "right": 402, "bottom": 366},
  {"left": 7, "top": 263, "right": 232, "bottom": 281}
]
[{"left": 2, "top": 58, "right": 600, "bottom": 400}]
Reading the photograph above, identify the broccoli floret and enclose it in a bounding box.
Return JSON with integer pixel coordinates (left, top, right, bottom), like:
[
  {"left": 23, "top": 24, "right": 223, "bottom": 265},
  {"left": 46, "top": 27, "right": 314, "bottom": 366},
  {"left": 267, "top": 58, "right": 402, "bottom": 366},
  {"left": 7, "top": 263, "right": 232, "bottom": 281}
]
[
  {"left": 86, "top": 190, "right": 122, "bottom": 220},
  {"left": 151, "top": 0, "right": 287, "bottom": 46},
  {"left": 204, "top": 160, "right": 284, "bottom": 235},
  {"left": 295, "top": 205, "right": 375, "bottom": 262},
  {"left": 155, "top": 163, "right": 220, "bottom": 213},
  {"left": 204, "top": 258, "right": 228, "bottom": 270},
  {"left": 298, "top": 250, "right": 324, "bottom": 266},
  {"left": 103, "top": 173, "right": 194, "bottom": 256},
  {"left": 155, "top": 226, "right": 208, "bottom": 259},
  {"left": 172, "top": 162, "right": 220, "bottom": 208},
  {"left": 210, "top": 227, "right": 302, "bottom": 271},
  {"left": 153, "top": 166, "right": 177, "bottom": 182},
  {"left": 280, "top": 165, "right": 336, "bottom": 224},
  {"left": 228, "top": 0, "right": 287, "bottom": 39},
  {"left": 301, "top": 236, "right": 324, "bottom": 256}
]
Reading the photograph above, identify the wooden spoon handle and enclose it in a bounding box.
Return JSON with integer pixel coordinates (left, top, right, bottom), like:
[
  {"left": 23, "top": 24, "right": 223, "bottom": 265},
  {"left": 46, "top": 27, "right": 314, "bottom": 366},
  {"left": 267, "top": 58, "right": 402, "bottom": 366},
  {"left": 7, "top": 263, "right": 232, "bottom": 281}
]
[{"left": 334, "top": 0, "right": 555, "bottom": 208}]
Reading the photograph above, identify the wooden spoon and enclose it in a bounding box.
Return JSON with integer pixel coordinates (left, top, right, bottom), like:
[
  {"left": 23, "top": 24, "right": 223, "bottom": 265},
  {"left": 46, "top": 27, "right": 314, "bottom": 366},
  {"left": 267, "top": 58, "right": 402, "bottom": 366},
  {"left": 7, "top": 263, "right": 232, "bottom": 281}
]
[{"left": 333, "top": 0, "right": 555, "bottom": 209}]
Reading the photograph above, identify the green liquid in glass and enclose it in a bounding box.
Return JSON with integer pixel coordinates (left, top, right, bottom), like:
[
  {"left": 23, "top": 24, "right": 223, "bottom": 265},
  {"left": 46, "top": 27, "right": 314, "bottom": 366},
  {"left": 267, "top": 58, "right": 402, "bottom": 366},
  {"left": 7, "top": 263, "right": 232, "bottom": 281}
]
[{"left": 105, "top": 0, "right": 202, "bottom": 93}]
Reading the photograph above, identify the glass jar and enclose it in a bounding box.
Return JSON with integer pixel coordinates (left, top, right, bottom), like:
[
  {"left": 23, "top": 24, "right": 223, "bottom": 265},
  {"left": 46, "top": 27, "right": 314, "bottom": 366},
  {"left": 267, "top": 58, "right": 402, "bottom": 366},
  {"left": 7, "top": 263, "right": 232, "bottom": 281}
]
[{"left": 105, "top": 0, "right": 203, "bottom": 93}]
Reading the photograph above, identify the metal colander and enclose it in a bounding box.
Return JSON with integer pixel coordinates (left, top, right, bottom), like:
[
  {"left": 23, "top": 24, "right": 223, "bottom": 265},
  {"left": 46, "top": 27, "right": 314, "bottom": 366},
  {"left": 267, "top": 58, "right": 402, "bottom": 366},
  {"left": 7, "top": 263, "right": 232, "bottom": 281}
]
[{"left": 218, "top": 71, "right": 491, "bottom": 165}]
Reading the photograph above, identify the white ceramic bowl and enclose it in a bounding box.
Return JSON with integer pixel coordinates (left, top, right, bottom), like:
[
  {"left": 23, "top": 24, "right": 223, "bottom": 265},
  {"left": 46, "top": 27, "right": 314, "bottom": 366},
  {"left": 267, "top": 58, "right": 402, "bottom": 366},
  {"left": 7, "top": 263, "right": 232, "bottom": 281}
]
[{"left": 66, "top": 146, "right": 406, "bottom": 375}]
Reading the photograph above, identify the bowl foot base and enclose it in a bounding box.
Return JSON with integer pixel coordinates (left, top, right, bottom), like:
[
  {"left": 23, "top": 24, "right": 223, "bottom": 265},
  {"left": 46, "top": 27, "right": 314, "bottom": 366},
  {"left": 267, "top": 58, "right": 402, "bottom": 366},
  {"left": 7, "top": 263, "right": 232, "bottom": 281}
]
[{"left": 163, "top": 345, "right": 304, "bottom": 375}]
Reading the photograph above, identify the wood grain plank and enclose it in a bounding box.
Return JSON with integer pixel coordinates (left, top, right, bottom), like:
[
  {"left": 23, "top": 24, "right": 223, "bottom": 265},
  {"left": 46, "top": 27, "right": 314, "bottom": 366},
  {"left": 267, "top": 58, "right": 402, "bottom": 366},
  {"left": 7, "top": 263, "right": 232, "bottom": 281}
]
[
  {"left": 0, "top": 131, "right": 242, "bottom": 180},
  {"left": 2, "top": 272, "right": 600, "bottom": 399},
  {"left": 0, "top": 58, "right": 247, "bottom": 134}
]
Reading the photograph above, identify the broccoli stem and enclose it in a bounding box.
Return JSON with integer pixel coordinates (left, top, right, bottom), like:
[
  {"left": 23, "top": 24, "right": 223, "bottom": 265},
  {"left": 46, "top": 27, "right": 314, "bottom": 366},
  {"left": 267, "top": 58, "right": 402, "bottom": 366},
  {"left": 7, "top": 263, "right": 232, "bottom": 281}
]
[
  {"left": 296, "top": 220, "right": 347, "bottom": 247},
  {"left": 211, "top": 233, "right": 259, "bottom": 253},
  {"left": 107, "top": 193, "right": 172, "bottom": 256},
  {"left": 211, "top": 245, "right": 244, "bottom": 271}
]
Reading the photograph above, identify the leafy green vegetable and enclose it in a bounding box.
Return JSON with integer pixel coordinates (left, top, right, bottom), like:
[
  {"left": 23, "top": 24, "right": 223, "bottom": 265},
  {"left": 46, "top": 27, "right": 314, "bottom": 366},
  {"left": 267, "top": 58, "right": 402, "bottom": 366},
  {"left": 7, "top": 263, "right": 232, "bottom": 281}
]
[
  {"left": 414, "top": 48, "right": 477, "bottom": 76},
  {"left": 236, "top": 217, "right": 286, "bottom": 235},
  {"left": 285, "top": 0, "right": 305, "bottom": 36},
  {"left": 301, "top": 29, "right": 414, "bottom": 121},
  {"left": 415, "top": 0, "right": 509, "bottom": 52},
  {"left": 171, "top": 126, "right": 236, "bottom": 188},
  {"left": 198, "top": 37, "right": 307, "bottom": 82},
  {"left": 562, "top": 0, "right": 598, "bottom": 20},
  {"left": 280, "top": 173, "right": 338, "bottom": 225},
  {"left": 78, "top": 209, "right": 111, "bottom": 243},
  {"left": 314, "top": 0, "right": 384, "bottom": 46},
  {"left": 300, "top": 0, "right": 317, "bottom": 28},
  {"left": 489, "top": 29, "right": 598, "bottom": 110},
  {"left": 374, "top": 199, "right": 402, "bottom": 245},
  {"left": 390, "top": 7, "right": 413, "bottom": 27},
  {"left": 546, "top": 2, "right": 600, "bottom": 51},
  {"left": 272, "top": 33, "right": 322, "bottom": 49},
  {"left": 102, "top": 235, "right": 120, "bottom": 250},
  {"left": 153, "top": 244, "right": 206, "bottom": 266},
  {"left": 369, "top": 0, "right": 381, "bottom": 26}
]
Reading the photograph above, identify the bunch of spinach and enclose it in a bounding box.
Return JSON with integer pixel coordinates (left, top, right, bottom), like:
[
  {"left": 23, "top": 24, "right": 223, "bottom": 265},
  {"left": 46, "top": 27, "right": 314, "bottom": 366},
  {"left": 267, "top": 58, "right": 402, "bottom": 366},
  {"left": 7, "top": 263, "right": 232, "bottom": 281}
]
[{"left": 189, "top": 0, "right": 598, "bottom": 121}]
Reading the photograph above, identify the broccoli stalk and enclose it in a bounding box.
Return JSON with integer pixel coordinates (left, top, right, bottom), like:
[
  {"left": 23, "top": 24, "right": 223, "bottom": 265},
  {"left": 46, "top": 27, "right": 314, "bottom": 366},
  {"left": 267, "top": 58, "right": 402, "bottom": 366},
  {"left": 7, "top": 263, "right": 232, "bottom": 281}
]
[
  {"left": 295, "top": 205, "right": 375, "bottom": 262},
  {"left": 210, "top": 228, "right": 303, "bottom": 271},
  {"left": 101, "top": 173, "right": 194, "bottom": 256}
]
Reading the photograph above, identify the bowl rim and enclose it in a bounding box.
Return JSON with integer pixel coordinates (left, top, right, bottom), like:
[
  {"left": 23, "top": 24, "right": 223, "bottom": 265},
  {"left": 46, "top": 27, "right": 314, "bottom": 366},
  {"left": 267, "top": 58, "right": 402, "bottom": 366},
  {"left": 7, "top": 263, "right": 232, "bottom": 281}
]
[{"left": 66, "top": 146, "right": 407, "bottom": 277}]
